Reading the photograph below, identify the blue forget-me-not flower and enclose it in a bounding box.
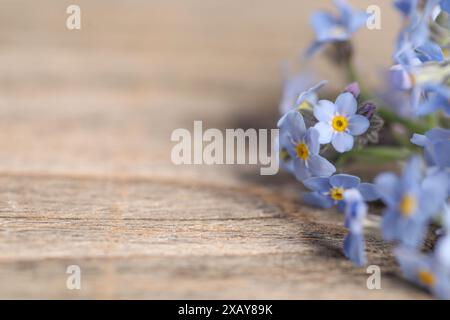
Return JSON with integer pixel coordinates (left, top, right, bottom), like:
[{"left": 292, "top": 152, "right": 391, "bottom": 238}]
[
  {"left": 395, "top": 246, "right": 450, "bottom": 299},
  {"left": 375, "top": 156, "right": 448, "bottom": 248},
  {"left": 306, "top": 0, "right": 368, "bottom": 56},
  {"left": 303, "top": 173, "right": 379, "bottom": 211},
  {"left": 313, "top": 92, "right": 370, "bottom": 152},
  {"left": 394, "top": 0, "right": 444, "bottom": 64},
  {"left": 277, "top": 110, "right": 336, "bottom": 181},
  {"left": 278, "top": 80, "right": 327, "bottom": 173}
]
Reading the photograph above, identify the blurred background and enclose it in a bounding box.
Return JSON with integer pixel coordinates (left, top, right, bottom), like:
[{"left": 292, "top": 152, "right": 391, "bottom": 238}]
[{"left": 0, "top": 0, "right": 399, "bottom": 181}]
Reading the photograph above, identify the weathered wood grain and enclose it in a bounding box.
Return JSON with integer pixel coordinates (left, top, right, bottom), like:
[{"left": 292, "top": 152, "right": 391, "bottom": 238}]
[
  {"left": 0, "top": 0, "right": 429, "bottom": 299},
  {"left": 0, "top": 173, "right": 428, "bottom": 299}
]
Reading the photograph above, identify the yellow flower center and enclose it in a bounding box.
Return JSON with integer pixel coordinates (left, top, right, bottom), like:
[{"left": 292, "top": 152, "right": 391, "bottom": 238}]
[
  {"left": 399, "top": 194, "right": 417, "bottom": 217},
  {"left": 418, "top": 270, "right": 435, "bottom": 287},
  {"left": 295, "top": 143, "right": 309, "bottom": 160},
  {"left": 330, "top": 187, "right": 345, "bottom": 201},
  {"left": 331, "top": 115, "right": 348, "bottom": 132},
  {"left": 297, "top": 101, "right": 312, "bottom": 111}
]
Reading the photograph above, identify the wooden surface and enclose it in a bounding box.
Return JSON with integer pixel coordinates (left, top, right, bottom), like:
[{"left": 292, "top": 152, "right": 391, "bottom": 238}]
[{"left": 0, "top": 0, "right": 429, "bottom": 299}]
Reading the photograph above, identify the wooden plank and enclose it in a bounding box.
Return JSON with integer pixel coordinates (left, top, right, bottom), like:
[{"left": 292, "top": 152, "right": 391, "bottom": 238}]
[{"left": 0, "top": 173, "right": 428, "bottom": 299}]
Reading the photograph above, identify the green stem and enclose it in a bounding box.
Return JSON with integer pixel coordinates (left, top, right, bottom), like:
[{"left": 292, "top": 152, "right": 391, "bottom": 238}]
[
  {"left": 426, "top": 112, "right": 439, "bottom": 129},
  {"left": 335, "top": 146, "right": 414, "bottom": 167},
  {"left": 377, "top": 107, "right": 430, "bottom": 134}
]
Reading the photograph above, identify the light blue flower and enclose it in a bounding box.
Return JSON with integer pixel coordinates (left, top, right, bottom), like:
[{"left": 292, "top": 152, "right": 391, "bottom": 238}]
[
  {"left": 375, "top": 156, "right": 448, "bottom": 248},
  {"left": 306, "top": 0, "right": 368, "bottom": 56},
  {"left": 343, "top": 189, "right": 367, "bottom": 267},
  {"left": 394, "top": 0, "right": 444, "bottom": 64},
  {"left": 313, "top": 92, "right": 370, "bottom": 152},
  {"left": 411, "top": 128, "right": 450, "bottom": 197},
  {"left": 411, "top": 128, "right": 450, "bottom": 167},
  {"left": 395, "top": 246, "right": 450, "bottom": 299},
  {"left": 277, "top": 110, "right": 336, "bottom": 181},
  {"left": 278, "top": 81, "right": 328, "bottom": 173},
  {"left": 303, "top": 173, "right": 379, "bottom": 211},
  {"left": 395, "top": 199, "right": 450, "bottom": 300},
  {"left": 387, "top": 56, "right": 450, "bottom": 116}
]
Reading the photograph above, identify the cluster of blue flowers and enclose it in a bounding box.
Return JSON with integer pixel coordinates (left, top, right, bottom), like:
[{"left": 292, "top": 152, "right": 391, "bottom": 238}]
[{"left": 277, "top": 0, "right": 450, "bottom": 299}]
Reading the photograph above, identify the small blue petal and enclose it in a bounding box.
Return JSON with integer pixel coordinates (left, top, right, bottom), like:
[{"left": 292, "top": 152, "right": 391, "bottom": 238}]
[
  {"left": 308, "top": 154, "right": 336, "bottom": 178},
  {"left": 357, "top": 183, "right": 380, "bottom": 201},
  {"left": 410, "top": 133, "right": 427, "bottom": 147},
  {"left": 381, "top": 209, "right": 401, "bottom": 243},
  {"left": 416, "top": 40, "right": 444, "bottom": 62},
  {"left": 277, "top": 110, "right": 306, "bottom": 142},
  {"left": 374, "top": 172, "right": 400, "bottom": 207},
  {"left": 421, "top": 171, "right": 448, "bottom": 216},
  {"left": 330, "top": 174, "right": 360, "bottom": 189},
  {"left": 400, "top": 156, "right": 422, "bottom": 190},
  {"left": 343, "top": 232, "right": 366, "bottom": 267},
  {"left": 335, "top": 92, "right": 357, "bottom": 116},
  {"left": 303, "top": 192, "right": 334, "bottom": 208},
  {"left": 296, "top": 80, "right": 328, "bottom": 106},
  {"left": 314, "top": 100, "right": 336, "bottom": 122},
  {"left": 348, "top": 114, "right": 370, "bottom": 135},
  {"left": 426, "top": 128, "right": 450, "bottom": 141},
  {"left": 303, "top": 177, "right": 332, "bottom": 193},
  {"left": 314, "top": 122, "right": 333, "bottom": 144},
  {"left": 433, "top": 140, "right": 450, "bottom": 168},
  {"left": 335, "top": 0, "right": 367, "bottom": 33},
  {"left": 292, "top": 158, "right": 310, "bottom": 182},
  {"left": 311, "top": 11, "right": 340, "bottom": 42},
  {"left": 305, "top": 128, "right": 320, "bottom": 155},
  {"left": 332, "top": 132, "right": 354, "bottom": 153}
]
